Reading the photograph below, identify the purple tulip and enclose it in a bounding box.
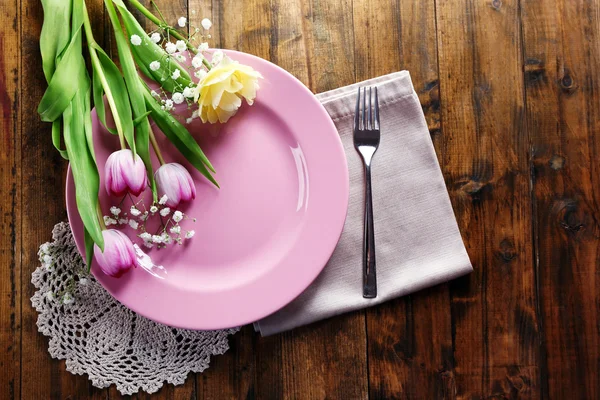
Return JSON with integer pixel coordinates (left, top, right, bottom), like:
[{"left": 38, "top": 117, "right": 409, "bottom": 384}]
[
  {"left": 105, "top": 149, "right": 148, "bottom": 197},
  {"left": 155, "top": 163, "right": 196, "bottom": 208},
  {"left": 94, "top": 229, "right": 138, "bottom": 278}
]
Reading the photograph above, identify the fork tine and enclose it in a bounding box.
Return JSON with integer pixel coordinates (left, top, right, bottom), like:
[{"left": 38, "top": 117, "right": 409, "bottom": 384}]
[
  {"left": 362, "top": 87, "right": 367, "bottom": 129},
  {"left": 354, "top": 87, "right": 361, "bottom": 131},
  {"left": 374, "top": 86, "right": 380, "bottom": 130},
  {"left": 368, "top": 87, "right": 372, "bottom": 130}
]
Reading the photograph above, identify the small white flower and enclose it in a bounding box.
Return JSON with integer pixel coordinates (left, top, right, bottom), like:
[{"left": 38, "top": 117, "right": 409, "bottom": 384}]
[
  {"left": 110, "top": 206, "right": 121, "bottom": 216},
  {"left": 192, "top": 110, "right": 199, "bottom": 118},
  {"left": 79, "top": 278, "right": 88, "bottom": 286},
  {"left": 165, "top": 42, "right": 177, "bottom": 54},
  {"left": 130, "top": 206, "right": 141, "bottom": 216},
  {"left": 201, "top": 18, "right": 212, "bottom": 30},
  {"left": 175, "top": 54, "right": 186, "bottom": 62},
  {"left": 118, "top": 218, "right": 128, "bottom": 225},
  {"left": 211, "top": 50, "right": 224, "bottom": 65},
  {"left": 170, "top": 225, "right": 181, "bottom": 234},
  {"left": 175, "top": 40, "right": 187, "bottom": 52},
  {"left": 171, "top": 69, "right": 181, "bottom": 80},
  {"left": 172, "top": 92, "right": 184, "bottom": 104},
  {"left": 195, "top": 69, "right": 207, "bottom": 80},
  {"left": 150, "top": 90, "right": 159, "bottom": 98},
  {"left": 42, "top": 254, "right": 53, "bottom": 265},
  {"left": 129, "top": 220, "right": 139, "bottom": 229},
  {"left": 164, "top": 99, "right": 174, "bottom": 110},
  {"left": 130, "top": 34, "right": 142, "bottom": 46},
  {"left": 160, "top": 207, "right": 171, "bottom": 217},
  {"left": 46, "top": 291, "right": 54, "bottom": 301},
  {"left": 162, "top": 233, "right": 172, "bottom": 244},
  {"left": 40, "top": 243, "right": 50, "bottom": 254},
  {"left": 152, "top": 234, "right": 164, "bottom": 244},
  {"left": 178, "top": 17, "right": 187, "bottom": 27},
  {"left": 150, "top": 206, "right": 159, "bottom": 214},
  {"left": 186, "top": 117, "right": 193, "bottom": 124},
  {"left": 140, "top": 232, "right": 152, "bottom": 241},
  {"left": 192, "top": 55, "right": 204, "bottom": 69},
  {"left": 63, "top": 293, "right": 74, "bottom": 305},
  {"left": 103, "top": 216, "right": 117, "bottom": 226},
  {"left": 173, "top": 210, "right": 184, "bottom": 222},
  {"left": 150, "top": 61, "right": 161, "bottom": 71},
  {"left": 185, "top": 230, "right": 195, "bottom": 239},
  {"left": 159, "top": 195, "right": 168, "bottom": 205},
  {"left": 199, "top": 42, "right": 209, "bottom": 51},
  {"left": 150, "top": 32, "right": 161, "bottom": 43},
  {"left": 140, "top": 212, "right": 149, "bottom": 221}
]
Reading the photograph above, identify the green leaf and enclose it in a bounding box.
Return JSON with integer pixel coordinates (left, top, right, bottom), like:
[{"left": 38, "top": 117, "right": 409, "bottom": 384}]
[
  {"left": 40, "top": 0, "right": 73, "bottom": 82},
  {"left": 92, "top": 46, "right": 136, "bottom": 155},
  {"left": 64, "top": 88, "right": 104, "bottom": 250},
  {"left": 37, "top": 26, "right": 88, "bottom": 122},
  {"left": 112, "top": 0, "right": 192, "bottom": 93},
  {"left": 143, "top": 88, "right": 218, "bottom": 187},
  {"left": 84, "top": 226, "right": 95, "bottom": 272},
  {"left": 51, "top": 120, "right": 69, "bottom": 159},
  {"left": 92, "top": 65, "right": 116, "bottom": 135}
]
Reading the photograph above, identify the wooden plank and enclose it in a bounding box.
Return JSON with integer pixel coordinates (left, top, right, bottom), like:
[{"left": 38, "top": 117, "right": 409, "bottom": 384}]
[
  {"left": 0, "top": 0, "right": 21, "bottom": 399},
  {"left": 352, "top": 0, "right": 455, "bottom": 398},
  {"left": 435, "top": 0, "right": 540, "bottom": 398},
  {"left": 521, "top": 0, "right": 600, "bottom": 398}
]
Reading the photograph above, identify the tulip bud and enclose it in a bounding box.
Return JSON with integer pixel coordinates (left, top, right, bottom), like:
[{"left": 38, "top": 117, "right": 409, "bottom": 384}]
[
  {"left": 104, "top": 149, "right": 148, "bottom": 197},
  {"left": 155, "top": 163, "right": 196, "bottom": 208},
  {"left": 93, "top": 229, "right": 138, "bottom": 278}
]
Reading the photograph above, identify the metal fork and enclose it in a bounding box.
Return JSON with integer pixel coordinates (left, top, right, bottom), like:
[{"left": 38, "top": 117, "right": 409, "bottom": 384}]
[{"left": 354, "top": 86, "right": 380, "bottom": 298}]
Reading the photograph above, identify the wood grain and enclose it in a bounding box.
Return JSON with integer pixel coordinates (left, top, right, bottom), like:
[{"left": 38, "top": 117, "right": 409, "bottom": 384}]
[
  {"left": 5, "top": 0, "right": 600, "bottom": 398},
  {"left": 522, "top": 0, "right": 600, "bottom": 398},
  {"left": 0, "top": 0, "right": 21, "bottom": 399},
  {"left": 435, "top": 0, "right": 540, "bottom": 398}
]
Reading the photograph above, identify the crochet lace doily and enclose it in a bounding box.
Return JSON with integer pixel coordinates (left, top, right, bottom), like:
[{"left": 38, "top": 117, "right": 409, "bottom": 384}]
[{"left": 31, "top": 222, "right": 239, "bottom": 395}]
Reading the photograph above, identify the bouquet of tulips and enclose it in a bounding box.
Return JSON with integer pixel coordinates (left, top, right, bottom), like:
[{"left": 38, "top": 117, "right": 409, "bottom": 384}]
[{"left": 39, "top": 0, "right": 261, "bottom": 278}]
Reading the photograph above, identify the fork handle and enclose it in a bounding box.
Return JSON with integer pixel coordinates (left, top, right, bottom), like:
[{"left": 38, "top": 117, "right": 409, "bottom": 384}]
[{"left": 363, "top": 164, "right": 377, "bottom": 298}]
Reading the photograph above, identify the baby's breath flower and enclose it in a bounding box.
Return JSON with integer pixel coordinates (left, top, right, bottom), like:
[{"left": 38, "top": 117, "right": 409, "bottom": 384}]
[
  {"left": 172, "top": 92, "right": 184, "bottom": 104},
  {"left": 175, "top": 40, "right": 187, "bottom": 52},
  {"left": 43, "top": 254, "right": 53, "bottom": 265},
  {"left": 162, "top": 233, "right": 172, "bottom": 244},
  {"left": 165, "top": 42, "right": 177, "bottom": 54},
  {"left": 143, "top": 242, "right": 153, "bottom": 249},
  {"left": 164, "top": 99, "right": 174, "bottom": 111},
  {"left": 160, "top": 207, "right": 171, "bottom": 217},
  {"left": 192, "top": 55, "right": 203, "bottom": 69},
  {"left": 150, "top": 61, "right": 161, "bottom": 71},
  {"left": 185, "top": 230, "right": 195, "bottom": 239},
  {"left": 140, "top": 232, "right": 152, "bottom": 241},
  {"left": 171, "top": 69, "right": 181, "bottom": 80},
  {"left": 63, "top": 292, "right": 74, "bottom": 305},
  {"left": 150, "top": 32, "right": 161, "bottom": 43},
  {"left": 170, "top": 225, "right": 181, "bottom": 234},
  {"left": 118, "top": 218, "right": 128, "bottom": 225},
  {"left": 175, "top": 54, "right": 186, "bottom": 62},
  {"left": 130, "top": 206, "right": 141, "bottom": 216},
  {"left": 173, "top": 210, "right": 184, "bottom": 222},
  {"left": 159, "top": 195, "right": 168, "bottom": 205},
  {"left": 178, "top": 16, "right": 187, "bottom": 27},
  {"left": 46, "top": 291, "right": 54, "bottom": 301},
  {"left": 129, "top": 220, "right": 139, "bottom": 229},
  {"left": 79, "top": 277, "right": 88, "bottom": 286},
  {"left": 110, "top": 206, "right": 121, "bottom": 216},
  {"left": 201, "top": 18, "right": 212, "bottom": 30},
  {"left": 140, "top": 211, "right": 149, "bottom": 221},
  {"left": 152, "top": 234, "right": 163, "bottom": 244},
  {"left": 199, "top": 42, "right": 209, "bottom": 51},
  {"left": 195, "top": 69, "right": 207, "bottom": 80},
  {"left": 130, "top": 34, "right": 142, "bottom": 46},
  {"left": 186, "top": 117, "right": 193, "bottom": 124},
  {"left": 211, "top": 50, "right": 224, "bottom": 65},
  {"left": 103, "top": 216, "right": 117, "bottom": 226},
  {"left": 150, "top": 90, "right": 159, "bottom": 98},
  {"left": 150, "top": 205, "right": 158, "bottom": 214}
]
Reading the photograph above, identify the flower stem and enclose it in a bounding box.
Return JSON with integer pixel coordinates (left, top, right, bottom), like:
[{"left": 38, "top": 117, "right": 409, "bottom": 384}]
[
  {"left": 127, "top": 0, "right": 213, "bottom": 70},
  {"left": 149, "top": 130, "right": 166, "bottom": 165},
  {"left": 97, "top": 204, "right": 107, "bottom": 230},
  {"left": 82, "top": 2, "right": 127, "bottom": 149}
]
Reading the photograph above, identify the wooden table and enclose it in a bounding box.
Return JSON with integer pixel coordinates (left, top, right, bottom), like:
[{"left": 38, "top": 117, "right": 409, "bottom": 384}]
[{"left": 2, "top": 0, "right": 599, "bottom": 398}]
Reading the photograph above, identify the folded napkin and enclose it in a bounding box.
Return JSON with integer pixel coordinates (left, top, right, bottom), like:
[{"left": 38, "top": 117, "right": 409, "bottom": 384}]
[{"left": 254, "top": 71, "right": 472, "bottom": 336}]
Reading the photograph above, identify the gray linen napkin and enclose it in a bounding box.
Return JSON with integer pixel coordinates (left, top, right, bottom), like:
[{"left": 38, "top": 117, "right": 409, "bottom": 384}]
[{"left": 254, "top": 71, "right": 472, "bottom": 336}]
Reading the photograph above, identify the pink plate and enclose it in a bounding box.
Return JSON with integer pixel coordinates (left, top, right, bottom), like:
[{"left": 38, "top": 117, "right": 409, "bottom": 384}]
[{"left": 67, "top": 50, "right": 349, "bottom": 330}]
